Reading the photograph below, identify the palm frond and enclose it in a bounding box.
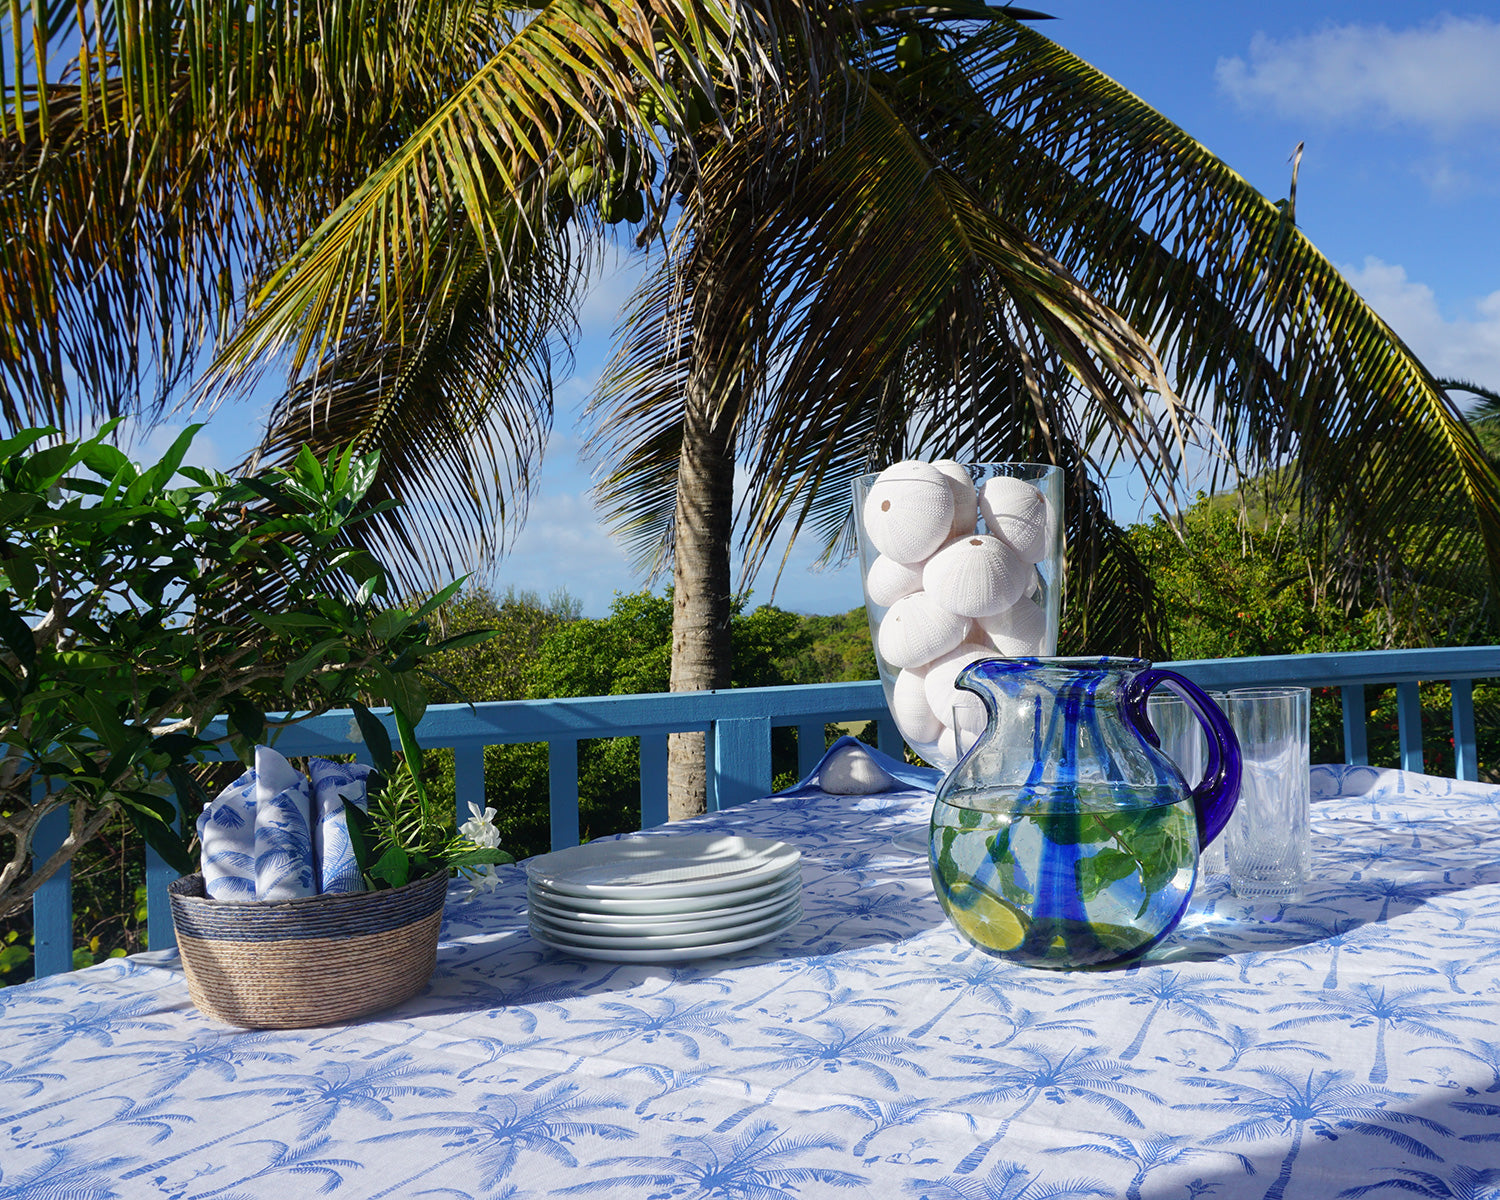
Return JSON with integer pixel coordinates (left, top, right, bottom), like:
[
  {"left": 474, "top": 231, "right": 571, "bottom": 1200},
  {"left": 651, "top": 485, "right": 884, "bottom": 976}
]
[
  {"left": 0, "top": 0, "right": 507, "bottom": 429},
  {"left": 244, "top": 218, "right": 588, "bottom": 593},
  {"left": 584, "top": 251, "right": 694, "bottom": 580},
  {"left": 950, "top": 17, "right": 1500, "bottom": 587}
]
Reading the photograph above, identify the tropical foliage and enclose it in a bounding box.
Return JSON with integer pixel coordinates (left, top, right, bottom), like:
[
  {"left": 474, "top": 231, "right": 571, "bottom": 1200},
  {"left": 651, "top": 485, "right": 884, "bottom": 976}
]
[
  {"left": 0, "top": 424, "right": 493, "bottom": 923},
  {"left": 421, "top": 587, "right": 811, "bottom": 856},
  {"left": 1132, "top": 495, "right": 1500, "bottom": 777},
  {"left": 5, "top": 0, "right": 1499, "bottom": 821}
]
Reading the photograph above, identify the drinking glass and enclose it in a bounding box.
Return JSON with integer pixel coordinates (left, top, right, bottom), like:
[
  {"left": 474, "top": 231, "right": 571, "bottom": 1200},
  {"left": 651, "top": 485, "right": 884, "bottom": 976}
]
[
  {"left": 1148, "top": 692, "right": 1228, "bottom": 874},
  {"left": 1222, "top": 686, "right": 1311, "bottom": 900}
]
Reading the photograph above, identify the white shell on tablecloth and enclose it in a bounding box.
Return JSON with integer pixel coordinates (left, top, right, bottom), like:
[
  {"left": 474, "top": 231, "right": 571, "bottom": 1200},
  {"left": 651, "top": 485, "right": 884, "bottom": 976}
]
[
  {"left": 922, "top": 535, "right": 1029, "bottom": 618},
  {"left": 924, "top": 642, "right": 997, "bottom": 731},
  {"left": 819, "top": 743, "right": 899, "bottom": 795},
  {"left": 978, "top": 598, "right": 1048, "bottom": 656},
  {"left": 876, "top": 593, "right": 970, "bottom": 670},
  {"left": 864, "top": 555, "right": 926, "bottom": 608},
  {"left": 890, "top": 666, "right": 943, "bottom": 745},
  {"left": 930, "top": 460, "right": 978, "bottom": 539},
  {"left": 980, "top": 476, "right": 1051, "bottom": 564},
  {"left": 862, "top": 462, "right": 955, "bottom": 564}
]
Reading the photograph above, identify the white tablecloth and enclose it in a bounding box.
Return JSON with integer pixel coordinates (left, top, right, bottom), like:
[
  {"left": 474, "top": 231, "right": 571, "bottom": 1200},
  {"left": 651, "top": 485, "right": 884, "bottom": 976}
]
[{"left": 2, "top": 764, "right": 1499, "bottom": 1198}]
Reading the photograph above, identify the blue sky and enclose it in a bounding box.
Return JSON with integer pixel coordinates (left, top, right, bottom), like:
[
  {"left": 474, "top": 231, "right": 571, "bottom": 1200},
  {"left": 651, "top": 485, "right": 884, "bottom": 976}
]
[{"left": 135, "top": 2, "right": 1500, "bottom": 617}]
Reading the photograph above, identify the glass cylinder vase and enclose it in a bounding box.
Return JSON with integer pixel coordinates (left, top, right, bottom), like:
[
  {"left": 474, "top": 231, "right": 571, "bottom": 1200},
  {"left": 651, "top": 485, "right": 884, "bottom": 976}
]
[{"left": 853, "top": 461, "right": 1065, "bottom": 771}]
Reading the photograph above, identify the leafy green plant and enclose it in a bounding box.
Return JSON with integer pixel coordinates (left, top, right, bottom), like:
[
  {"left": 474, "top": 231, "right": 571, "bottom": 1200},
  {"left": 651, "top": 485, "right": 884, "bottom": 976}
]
[
  {"left": 341, "top": 719, "right": 512, "bottom": 892},
  {"left": 0, "top": 422, "right": 497, "bottom": 921}
]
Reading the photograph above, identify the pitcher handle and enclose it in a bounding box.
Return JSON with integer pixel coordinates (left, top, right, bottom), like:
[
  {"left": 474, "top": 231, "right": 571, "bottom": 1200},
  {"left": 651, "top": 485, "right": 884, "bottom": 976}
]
[{"left": 1123, "top": 669, "right": 1242, "bottom": 850}]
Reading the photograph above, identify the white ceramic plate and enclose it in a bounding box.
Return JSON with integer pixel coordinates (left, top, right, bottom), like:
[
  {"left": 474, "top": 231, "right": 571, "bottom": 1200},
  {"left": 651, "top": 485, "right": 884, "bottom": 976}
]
[
  {"left": 529, "top": 900, "right": 801, "bottom": 949},
  {"left": 524, "top": 834, "right": 801, "bottom": 900},
  {"left": 528, "top": 864, "right": 810, "bottom": 918},
  {"left": 527, "top": 875, "right": 802, "bottom": 933},
  {"left": 525, "top": 865, "right": 801, "bottom": 916},
  {"left": 528, "top": 905, "right": 802, "bottom": 962}
]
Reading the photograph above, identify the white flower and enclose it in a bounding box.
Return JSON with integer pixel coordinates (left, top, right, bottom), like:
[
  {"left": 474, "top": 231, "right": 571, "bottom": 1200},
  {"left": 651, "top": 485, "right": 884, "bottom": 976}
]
[
  {"left": 464, "top": 864, "right": 501, "bottom": 898},
  {"left": 459, "top": 800, "right": 502, "bottom": 849}
]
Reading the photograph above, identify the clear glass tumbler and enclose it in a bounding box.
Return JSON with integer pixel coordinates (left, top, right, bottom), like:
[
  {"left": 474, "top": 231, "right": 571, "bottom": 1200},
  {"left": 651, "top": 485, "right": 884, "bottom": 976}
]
[{"left": 1222, "top": 686, "right": 1312, "bottom": 900}]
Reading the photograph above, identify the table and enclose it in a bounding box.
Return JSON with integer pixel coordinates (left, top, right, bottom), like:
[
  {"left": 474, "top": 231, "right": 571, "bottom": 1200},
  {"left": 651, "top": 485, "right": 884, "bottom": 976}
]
[{"left": 3, "top": 763, "right": 1500, "bottom": 1199}]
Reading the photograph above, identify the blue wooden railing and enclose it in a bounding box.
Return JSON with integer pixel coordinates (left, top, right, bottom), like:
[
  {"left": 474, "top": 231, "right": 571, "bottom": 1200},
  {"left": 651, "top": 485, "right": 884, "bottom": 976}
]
[{"left": 24, "top": 646, "right": 1500, "bottom": 980}]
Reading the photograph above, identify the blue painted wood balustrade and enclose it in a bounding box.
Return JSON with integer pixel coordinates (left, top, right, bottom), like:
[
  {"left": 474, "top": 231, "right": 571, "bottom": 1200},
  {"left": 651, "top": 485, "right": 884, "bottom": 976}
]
[{"left": 22, "top": 646, "right": 1500, "bottom": 980}]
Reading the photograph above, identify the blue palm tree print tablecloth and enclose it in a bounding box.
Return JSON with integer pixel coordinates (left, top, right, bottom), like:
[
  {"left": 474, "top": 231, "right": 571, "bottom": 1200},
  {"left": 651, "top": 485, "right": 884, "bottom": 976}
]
[{"left": 2, "top": 763, "right": 1499, "bottom": 1199}]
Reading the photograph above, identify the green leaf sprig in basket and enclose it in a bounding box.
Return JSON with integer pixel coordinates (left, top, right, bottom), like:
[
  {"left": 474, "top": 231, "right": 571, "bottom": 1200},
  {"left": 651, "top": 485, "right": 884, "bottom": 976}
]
[{"left": 341, "top": 699, "right": 513, "bottom": 892}]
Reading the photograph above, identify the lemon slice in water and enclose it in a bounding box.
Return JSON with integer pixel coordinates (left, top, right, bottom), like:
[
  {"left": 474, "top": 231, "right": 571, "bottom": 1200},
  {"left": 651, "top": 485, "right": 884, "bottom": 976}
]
[{"left": 945, "top": 881, "right": 1028, "bottom": 952}]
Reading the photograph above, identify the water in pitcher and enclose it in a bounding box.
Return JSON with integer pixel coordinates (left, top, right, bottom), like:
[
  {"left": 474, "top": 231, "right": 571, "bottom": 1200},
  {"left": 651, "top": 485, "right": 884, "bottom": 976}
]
[{"left": 930, "top": 783, "right": 1199, "bottom": 969}]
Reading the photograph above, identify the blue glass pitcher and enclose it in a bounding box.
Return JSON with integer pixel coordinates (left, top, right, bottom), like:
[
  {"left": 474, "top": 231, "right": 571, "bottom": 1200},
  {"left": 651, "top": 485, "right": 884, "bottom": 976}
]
[{"left": 929, "top": 657, "right": 1241, "bottom": 969}]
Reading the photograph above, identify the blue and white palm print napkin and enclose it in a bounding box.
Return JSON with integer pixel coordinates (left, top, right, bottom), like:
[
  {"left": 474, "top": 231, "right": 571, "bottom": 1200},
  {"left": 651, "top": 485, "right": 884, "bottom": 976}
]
[
  {"left": 307, "top": 757, "right": 372, "bottom": 895},
  {"left": 195, "top": 765, "right": 259, "bottom": 900},
  {"left": 197, "top": 747, "right": 370, "bottom": 900},
  {"left": 251, "top": 746, "right": 317, "bottom": 901}
]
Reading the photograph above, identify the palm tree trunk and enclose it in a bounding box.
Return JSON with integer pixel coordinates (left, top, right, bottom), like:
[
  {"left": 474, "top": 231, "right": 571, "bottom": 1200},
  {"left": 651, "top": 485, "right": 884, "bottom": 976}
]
[
  {"left": 666, "top": 368, "right": 738, "bottom": 819},
  {"left": 665, "top": 185, "right": 757, "bottom": 820}
]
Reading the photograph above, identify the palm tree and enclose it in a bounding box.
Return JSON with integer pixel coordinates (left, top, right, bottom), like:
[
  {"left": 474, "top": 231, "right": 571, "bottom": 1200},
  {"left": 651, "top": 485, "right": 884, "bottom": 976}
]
[
  {"left": 1056, "top": 968, "right": 1255, "bottom": 1060},
  {"left": 120, "top": 1051, "right": 456, "bottom": 1181},
  {"left": 7, "top": 2, "right": 1500, "bottom": 822},
  {"left": 1180, "top": 1068, "right": 1451, "bottom": 1200},
  {"left": 361, "top": 1083, "right": 637, "bottom": 1198},
  {"left": 944, "top": 1044, "right": 1155, "bottom": 1176},
  {"left": 1058, "top": 1132, "right": 1253, "bottom": 1200},
  {"left": 713, "top": 1017, "right": 927, "bottom": 1132},
  {"left": 1269, "top": 983, "right": 1493, "bottom": 1086},
  {"left": 553, "top": 1118, "right": 867, "bottom": 1196},
  {"left": 1341, "top": 1164, "right": 1500, "bottom": 1200},
  {"left": 907, "top": 1159, "right": 1111, "bottom": 1200}
]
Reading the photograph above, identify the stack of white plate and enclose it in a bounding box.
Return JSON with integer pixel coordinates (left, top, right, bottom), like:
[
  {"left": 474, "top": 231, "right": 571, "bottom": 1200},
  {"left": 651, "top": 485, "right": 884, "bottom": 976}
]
[{"left": 524, "top": 833, "right": 803, "bottom": 962}]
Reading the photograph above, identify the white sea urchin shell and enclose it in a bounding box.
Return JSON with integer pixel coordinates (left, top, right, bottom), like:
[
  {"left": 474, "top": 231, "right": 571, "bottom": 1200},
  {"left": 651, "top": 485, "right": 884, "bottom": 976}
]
[
  {"left": 876, "top": 593, "right": 970, "bottom": 670},
  {"left": 980, "top": 476, "right": 1051, "bottom": 564},
  {"left": 862, "top": 461, "right": 955, "bottom": 564},
  {"left": 930, "top": 460, "right": 979, "bottom": 539},
  {"left": 820, "top": 743, "right": 898, "bottom": 794},
  {"left": 978, "top": 598, "right": 1048, "bottom": 656},
  {"left": 922, "top": 535, "right": 1030, "bottom": 618},
  {"left": 864, "top": 554, "right": 926, "bottom": 608},
  {"left": 890, "top": 666, "right": 943, "bottom": 745},
  {"left": 924, "top": 642, "right": 997, "bottom": 733}
]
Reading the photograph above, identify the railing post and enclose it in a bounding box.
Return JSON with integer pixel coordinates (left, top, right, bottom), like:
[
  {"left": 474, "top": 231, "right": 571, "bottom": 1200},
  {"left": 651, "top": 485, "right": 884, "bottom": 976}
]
[
  {"left": 31, "top": 782, "right": 72, "bottom": 979},
  {"left": 1396, "top": 681, "right": 1424, "bottom": 772},
  {"left": 639, "top": 735, "right": 669, "bottom": 828},
  {"left": 710, "top": 716, "right": 771, "bottom": 809},
  {"left": 548, "top": 740, "right": 580, "bottom": 850},
  {"left": 877, "top": 716, "right": 903, "bottom": 761},
  {"left": 1341, "top": 685, "right": 1368, "bottom": 766},
  {"left": 797, "top": 721, "right": 826, "bottom": 781},
  {"left": 453, "top": 745, "right": 486, "bottom": 826},
  {"left": 1452, "top": 678, "right": 1478, "bottom": 782},
  {"left": 142, "top": 788, "right": 185, "bottom": 954}
]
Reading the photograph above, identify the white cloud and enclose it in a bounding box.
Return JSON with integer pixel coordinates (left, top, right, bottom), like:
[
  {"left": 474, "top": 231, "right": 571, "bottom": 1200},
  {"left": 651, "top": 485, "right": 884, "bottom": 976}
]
[
  {"left": 1216, "top": 15, "right": 1500, "bottom": 135},
  {"left": 496, "top": 483, "right": 644, "bottom": 616},
  {"left": 1342, "top": 256, "right": 1500, "bottom": 389}
]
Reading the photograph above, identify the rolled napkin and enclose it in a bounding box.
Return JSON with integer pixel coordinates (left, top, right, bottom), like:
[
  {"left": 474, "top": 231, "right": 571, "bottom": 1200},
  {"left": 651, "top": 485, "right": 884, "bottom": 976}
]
[
  {"left": 307, "top": 758, "right": 373, "bottom": 895},
  {"left": 252, "top": 747, "right": 316, "bottom": 901},
  {"left": 196, "top": 747, "right": 372, "bottom": 900},
  {"left": 820, "top": 742, "right": 900, "bottom": 794},
  {"left": 196, "top": 768, "right": 259, "bottom": 901}
]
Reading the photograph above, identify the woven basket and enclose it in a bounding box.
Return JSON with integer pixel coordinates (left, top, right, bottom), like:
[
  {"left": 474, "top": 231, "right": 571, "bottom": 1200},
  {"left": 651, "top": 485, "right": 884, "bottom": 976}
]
[{"left": 168, "top": 870, "right": 449, "bottom": 1029}]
